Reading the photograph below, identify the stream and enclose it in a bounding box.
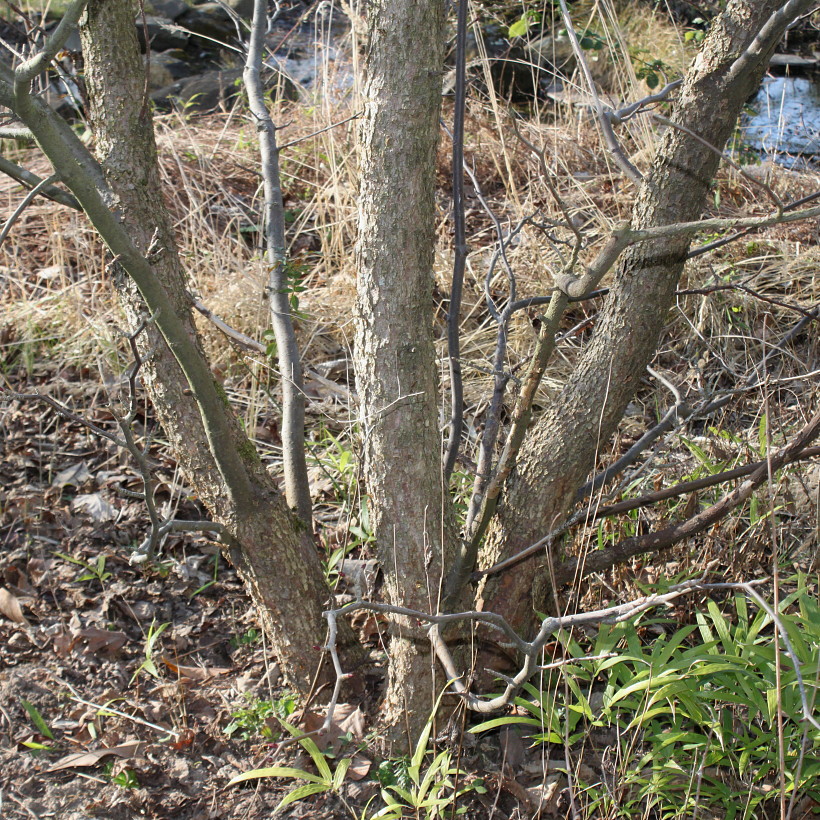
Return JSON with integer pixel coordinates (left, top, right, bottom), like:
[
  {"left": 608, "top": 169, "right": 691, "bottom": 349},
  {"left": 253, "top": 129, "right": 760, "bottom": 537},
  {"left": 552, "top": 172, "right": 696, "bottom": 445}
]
[{"left": 743, "top": 73, "right": 820, "bottom": 166}]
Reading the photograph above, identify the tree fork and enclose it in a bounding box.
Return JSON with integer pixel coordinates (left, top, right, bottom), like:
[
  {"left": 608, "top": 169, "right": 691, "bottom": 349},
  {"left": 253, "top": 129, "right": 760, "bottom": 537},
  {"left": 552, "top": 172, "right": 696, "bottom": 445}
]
[{"left": 477, "top": 0, "right": 812, "bottom": 629}]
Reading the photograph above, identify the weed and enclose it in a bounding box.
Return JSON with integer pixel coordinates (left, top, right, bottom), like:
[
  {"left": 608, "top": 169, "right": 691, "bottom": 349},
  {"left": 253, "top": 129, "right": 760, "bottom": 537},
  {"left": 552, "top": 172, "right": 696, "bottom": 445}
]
[
  {"left": 20, "top": 699, "right": 54, "bottom": 743},
  {"left": 230, "top": 627, "right": 261, "bottom": 649},
  {"left": 225, "top": 691, "right": 297, "bottom": 741},
  {"left": 54, "top": 551, "right": 112, "bottom": 590},
  {"left": 104, "top": 761, "right": 140, "bottom": 789},
  {"left": 130, "top": 620, "right": 170, "bottom": 685},
  {"left": 228, "top": 718, "right": 353, "bottom": 813},
  {"left": 472, "top": 580, "right": 820, "bottom": 819}
]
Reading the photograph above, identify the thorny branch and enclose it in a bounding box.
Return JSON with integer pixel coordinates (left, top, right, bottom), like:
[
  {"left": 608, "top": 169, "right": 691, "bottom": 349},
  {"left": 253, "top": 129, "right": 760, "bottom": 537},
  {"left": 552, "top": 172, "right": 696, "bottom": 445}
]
[{"left": 324, "top": 580, "right": 820, "bottom": 726}]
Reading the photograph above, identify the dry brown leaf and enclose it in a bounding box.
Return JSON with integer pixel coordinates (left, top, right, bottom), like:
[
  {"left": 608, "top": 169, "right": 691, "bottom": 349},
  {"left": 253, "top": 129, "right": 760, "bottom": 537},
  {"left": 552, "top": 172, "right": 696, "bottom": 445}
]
[
  {"left": 292, "top": 704, "right": 366, "bottom": 754},
  {"left": 0, "top": 587, "right": 29, "bottom": 625},
  {"left": 161, "top": 656, "right": 231, "bottom": 681},
  {"left": 46, "top": 741, "right": 146, "bottom": 772},
  {"left": 347, "top": 753, "right": 372, "bottom": 781},
  {"left": 79, "top": 627, "right": 128, "bottom": 655}
]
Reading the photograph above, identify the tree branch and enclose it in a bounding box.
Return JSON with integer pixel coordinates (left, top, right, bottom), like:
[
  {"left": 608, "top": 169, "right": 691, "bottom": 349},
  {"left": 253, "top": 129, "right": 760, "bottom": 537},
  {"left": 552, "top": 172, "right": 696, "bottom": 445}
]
[
  {"left": 443, "top": 0, "right": 469, "bottom": 483},
  {"left": 324, "top": 579, "right": 820, "bottom": 726},
  {"left": 0, "top": 154, "right": 81, "bottom": 210},
  {"left": 244, "top": 0, "right": 312, "bottom": 528},
  {"left": 552, "top": 407, "right": 820, "bottom": 587}
]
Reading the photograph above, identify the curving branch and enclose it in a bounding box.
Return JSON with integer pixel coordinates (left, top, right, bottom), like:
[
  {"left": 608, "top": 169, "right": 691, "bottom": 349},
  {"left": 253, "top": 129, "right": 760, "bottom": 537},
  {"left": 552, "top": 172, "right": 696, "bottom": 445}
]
[
  {"left": 324, "top": 579, "right": 820, "bottom": 725},
  {"left": 0, "top": 154, "right": 81, "bottom": 210}
]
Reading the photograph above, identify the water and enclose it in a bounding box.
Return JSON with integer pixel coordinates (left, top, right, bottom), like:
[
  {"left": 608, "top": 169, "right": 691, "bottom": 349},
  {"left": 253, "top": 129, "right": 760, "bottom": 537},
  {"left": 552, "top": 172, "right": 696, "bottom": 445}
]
[{"left": 743, "top": 75, "right": 820, "bottom": 163}]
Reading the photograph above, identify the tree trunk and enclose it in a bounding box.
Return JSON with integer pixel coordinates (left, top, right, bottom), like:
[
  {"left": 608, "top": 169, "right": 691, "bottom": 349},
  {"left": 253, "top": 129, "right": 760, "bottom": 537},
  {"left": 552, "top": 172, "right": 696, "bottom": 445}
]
[
  {"left": 354, "top": 0, "right": 458, "bottom": 746},
  {"left": 77, "top": 0, "right": 337, "bottom": 688},
  {"left": 478, "top": 0, "right": 798, "bottom": 629}
]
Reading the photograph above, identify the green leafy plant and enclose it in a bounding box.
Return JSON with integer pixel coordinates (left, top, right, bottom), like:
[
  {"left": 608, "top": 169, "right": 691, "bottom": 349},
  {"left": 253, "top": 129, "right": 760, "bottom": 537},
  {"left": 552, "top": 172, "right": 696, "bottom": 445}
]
[
  {"left": 228, "top": 718, "right": 352, "bottom": 813},
  {"left": 230, "top": 627, "right": 261, "bottom": 649},
  {"left": 104, "top": 761, "right": 140, "bottom": 789},
  {"left": 225, "top": 691, "right": 297, "bottom": 741},
  {"left": 55, "top": 551, "right": 112, "bottom": 589},
  {"left": 472, "top": 581, "right": 820, "bottom": 819},
  {"left": 508, "top": 10, "right": 541, "bottom": 38},
  {"left": 378, "top": 707, "right": 485, "bottom": 818},
  {"left": 685, "top": 17, "right": 708, "bottom": 43},
  {"left": 20, "top": 699, "right": 54, "bottom": 745},
  {"left": 130, "top": 620, "right": 170, "bottom": 684}
]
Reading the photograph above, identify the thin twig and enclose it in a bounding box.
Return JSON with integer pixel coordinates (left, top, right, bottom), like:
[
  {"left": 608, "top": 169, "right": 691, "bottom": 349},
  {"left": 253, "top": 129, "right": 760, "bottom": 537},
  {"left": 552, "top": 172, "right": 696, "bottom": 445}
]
[
  {"left": 244, "top": 0, "right": 312, "bottom": 528},
  {"left": 443, "top": 0, "right": 469, "bottom": 482}
]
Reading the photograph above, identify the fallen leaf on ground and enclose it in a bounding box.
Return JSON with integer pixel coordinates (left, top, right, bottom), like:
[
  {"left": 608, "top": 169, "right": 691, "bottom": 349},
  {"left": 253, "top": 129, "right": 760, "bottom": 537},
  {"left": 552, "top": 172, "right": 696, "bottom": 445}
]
[
  {"left": 46, "top": 741, "right": 146, "bottom": 772},
  {"left": 161, "top": 657, "right": 231, "bottom": 681},
  {"left": 0, "top": 587, "right": 29, "bottom": 624}
]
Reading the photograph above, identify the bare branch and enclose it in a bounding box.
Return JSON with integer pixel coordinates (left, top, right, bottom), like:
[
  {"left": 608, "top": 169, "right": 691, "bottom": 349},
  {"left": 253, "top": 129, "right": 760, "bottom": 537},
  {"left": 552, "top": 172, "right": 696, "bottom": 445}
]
[
  {"left": 0, "top": 172, "right": 59, "bottom": 245},
  {"left": 324, "top": 580, "right": 820, "bottom": 727},
  {"left": 687, "top": 190, "right": 820, "bottom": 259},
  {"left": 728, "top": 0, "right": 818, "bottom": 83},
  {"left": 0, "top": 154, "right": 81, "bottom": 210},
  {"left": 589, "top": 445, "right": 820, "bottom": 521},
  {"left": 443, "top": 0, "right": 469, "bottom": 482},
  {"left": 556, "top": 0, "right": 643, "bottom": 185},
  {"left": 552, "top": 407, "right": 820, "bottom": 587},
  {"left": 14, "top": 0, "right": 89, "bottom": 84},
  {"left": 477, "top": 407, "right": 820, "bottom": 581},
  {"left": 244, "top": 0, "right": 312, "bottom": 528},
  {"left": 576, "top": 366, "right": 694, "bottom": 500},
  {"left": 652, "top": 113, "right": 783, "bottom": 215},
  {"left": 278, "top": 111, "right": 361, "bottom": 150}
]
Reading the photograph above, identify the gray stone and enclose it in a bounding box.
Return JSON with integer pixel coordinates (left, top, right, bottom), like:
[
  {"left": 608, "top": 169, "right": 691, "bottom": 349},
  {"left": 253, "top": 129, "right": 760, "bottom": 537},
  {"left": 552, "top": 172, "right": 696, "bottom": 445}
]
[
  {"left": 147, "top": 51, "right": 198, "bottom": 90},
  {"left": 223, "top": 0, "right": 255, "bottom": 17},
  {"left": 137, "top": 15, "right": 190, "bottom": 52},
  {"left": 151, "top": 66, "right": 297, "bottom": 114},
  {"left": 144, "top": 0, "right": 189, "bottom": 20},
  {"left": 176, "top": 3, "right": 236, "bottom": 44}
]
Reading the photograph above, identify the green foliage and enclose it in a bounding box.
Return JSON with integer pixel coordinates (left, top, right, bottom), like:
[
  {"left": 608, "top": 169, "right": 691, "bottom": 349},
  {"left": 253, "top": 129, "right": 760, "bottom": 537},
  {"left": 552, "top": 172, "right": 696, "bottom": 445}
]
[
  {"left": 508, "top": 10, "right": 541, "bottom": 38},
  {"left": 228, "top": 718, "right": 352, "bottom": 813},
  {"left": 473, "top": 583, "right": 820, "bottom": 818},
  {"left": 224, "top": 691, "right": 297, "bottom": 741},
  {"left": 685, "top": 17, "right": 708, "bottom": 44},
  {"left": 130, "top": 620, "right": 170, "bottom": 684},
  {"left": 55, "top": 551, "right": 112, "bottom": 589},
  {"left": 377, "top": 710, "right": 486, "bottom": 819},
  {"left": 230, "top": 627, "right": 261, "bottom": 649},
  {"left": 104, "top": 761, "right": 140, "bottom": 789},
  {"left": 21, "top": 699, "right": 54, "bottom": 741}
]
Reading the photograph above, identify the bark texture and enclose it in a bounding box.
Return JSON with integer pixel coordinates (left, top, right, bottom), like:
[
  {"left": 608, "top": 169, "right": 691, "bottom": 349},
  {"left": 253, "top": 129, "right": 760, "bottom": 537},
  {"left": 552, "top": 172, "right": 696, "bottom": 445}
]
[
  {"left": 478, "top": 0, "right": 795, "bottom": 629},
  {"left": 78, "top": 0, "right": 336, "bottom": 688},
  {"left": 354, "top": 0, "right": 457, "bottom": 745}
]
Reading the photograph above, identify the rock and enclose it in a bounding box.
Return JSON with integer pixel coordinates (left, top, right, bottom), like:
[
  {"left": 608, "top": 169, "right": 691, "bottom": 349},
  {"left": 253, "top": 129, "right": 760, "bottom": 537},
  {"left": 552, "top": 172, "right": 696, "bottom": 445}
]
[
  {"left": 223, "top": 0, "right": 255, "bottom": 18},
  {"left": 525, "top": 32, "right": 576, "bottom": 74},
  {"left": 151, "top": 66, "right": 297, "bottom": 113},
  {"left": 147, "top": 51, "right": 199, "bottom": 90},
  {"left": 137, "top": 15, "right": 190, "bottom": 52},
  {"left": 177, "top": 3, "right": 236, "bottom": 45},
  {"left": 144, "top": 0, "right": 189, "bottom": 20}
]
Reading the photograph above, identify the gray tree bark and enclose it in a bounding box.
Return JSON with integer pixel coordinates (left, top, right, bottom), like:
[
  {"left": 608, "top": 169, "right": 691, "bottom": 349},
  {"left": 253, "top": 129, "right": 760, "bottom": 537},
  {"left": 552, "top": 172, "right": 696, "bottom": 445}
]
[
  {"left": 77, "top": 0, "right": 337, "bottom": 687},
  {"left": 354, "top": 0, "right": 459, "bottom": 745},
  {"left": 478, "top": 0, "right": 806, "bottom": 629}
]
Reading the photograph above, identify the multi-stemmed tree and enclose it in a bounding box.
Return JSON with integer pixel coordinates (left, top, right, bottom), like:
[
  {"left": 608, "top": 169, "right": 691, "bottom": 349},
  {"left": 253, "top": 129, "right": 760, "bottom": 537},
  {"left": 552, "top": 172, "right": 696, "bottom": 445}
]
[{"left": 2, "top": 0, "right": 818, "bottom": 747}]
